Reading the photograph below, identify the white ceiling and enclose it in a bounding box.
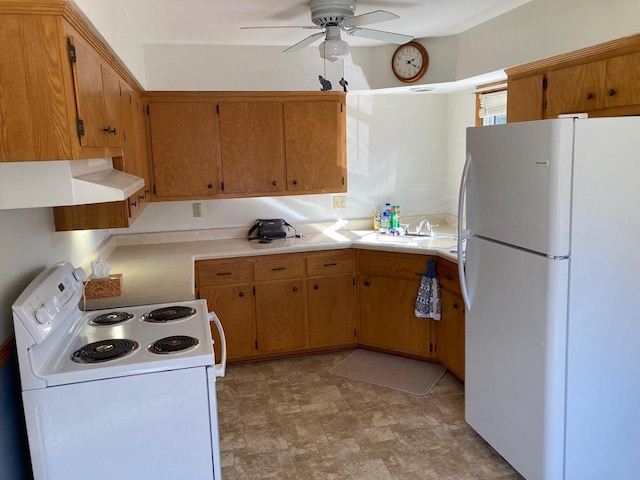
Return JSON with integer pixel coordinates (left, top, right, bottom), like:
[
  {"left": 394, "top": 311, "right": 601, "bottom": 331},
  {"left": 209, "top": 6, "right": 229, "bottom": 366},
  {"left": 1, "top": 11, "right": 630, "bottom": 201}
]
[{"left": 118, "top": 0, "right": 533, "bottom": 48}]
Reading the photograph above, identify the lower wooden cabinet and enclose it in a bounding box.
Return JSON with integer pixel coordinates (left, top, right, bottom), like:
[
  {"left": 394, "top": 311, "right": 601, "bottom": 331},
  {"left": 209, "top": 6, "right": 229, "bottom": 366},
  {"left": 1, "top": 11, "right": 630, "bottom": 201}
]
[
  {"left": 307, "top": 275, "right": 355, "bottom": 348},
  {"left": 199, "top": 284, "right": 256, "bottom": 363},
  {"left": 196, "top": 249, "right": 463, "bottom": 376},
  {"left": 437, "top": 289, "right": 465, "bottom": 381},
  {"left": 195, "top": 249, "right": 356, "bottom": 361},
  {"left": 256, "top": 278, "right": 307, "bottom": 354},
  {"left": 357, "top": 251, "right": 436, "bottom": 359}
]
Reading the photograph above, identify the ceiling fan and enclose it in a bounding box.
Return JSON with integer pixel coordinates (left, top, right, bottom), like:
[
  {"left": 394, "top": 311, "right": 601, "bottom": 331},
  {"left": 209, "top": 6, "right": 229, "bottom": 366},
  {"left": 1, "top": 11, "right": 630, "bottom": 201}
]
[{"left": 241, "top": 0, "right": 414, "bottom": 62}]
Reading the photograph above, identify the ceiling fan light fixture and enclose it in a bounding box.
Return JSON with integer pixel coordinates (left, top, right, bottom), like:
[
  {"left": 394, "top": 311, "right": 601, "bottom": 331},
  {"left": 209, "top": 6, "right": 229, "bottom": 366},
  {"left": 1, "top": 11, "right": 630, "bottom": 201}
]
[{"left": 319, "top": 37, "right": 350, "bottom": 62}]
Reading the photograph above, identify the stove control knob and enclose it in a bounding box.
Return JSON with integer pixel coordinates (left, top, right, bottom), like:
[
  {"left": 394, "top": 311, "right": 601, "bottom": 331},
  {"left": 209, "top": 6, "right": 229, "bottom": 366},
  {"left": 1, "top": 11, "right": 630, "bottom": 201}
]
[
  {"left": 73, "top": 267, "right": 86, "bottom": 282},
  {"left": 35, "top": 306, "right": 53, "bottom": 324}
]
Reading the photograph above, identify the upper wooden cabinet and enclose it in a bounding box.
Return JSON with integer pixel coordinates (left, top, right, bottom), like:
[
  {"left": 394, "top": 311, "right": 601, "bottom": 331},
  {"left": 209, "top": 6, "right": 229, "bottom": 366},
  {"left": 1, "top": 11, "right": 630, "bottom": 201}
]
[
  {"left": 0, "top": 4, "right": 143, "bottom": 162},
  {"left": 284, "top": 101, "right": 346, "bottom": 192},
  {"left": 148, "top": 102, "right": 221, "bottom": 198},
  {"left": 218, "top": 101, "right": 286, "bottom": 195},
  {"left": 506, "top": 34, "right": 640, "bottom": 122},
  {"left": 144, "top": 92, "right": 347, "bottom": 201}
]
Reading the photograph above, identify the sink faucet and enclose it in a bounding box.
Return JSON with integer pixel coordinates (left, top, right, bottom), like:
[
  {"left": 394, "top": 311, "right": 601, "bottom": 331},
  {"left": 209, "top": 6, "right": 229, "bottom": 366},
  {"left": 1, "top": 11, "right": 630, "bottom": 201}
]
[{"left": 417, "top": 219, "right": 439, "bottom": 236}]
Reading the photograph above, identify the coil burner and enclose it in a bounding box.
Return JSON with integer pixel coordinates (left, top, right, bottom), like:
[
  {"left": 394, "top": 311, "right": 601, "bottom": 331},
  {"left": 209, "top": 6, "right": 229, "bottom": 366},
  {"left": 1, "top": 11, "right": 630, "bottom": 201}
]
[
  {"left": 89, "top": 311, "right": 134, "bottom": 326},
  {"left": 141, "top": 306, "right": 197, "bottom": 323},
  {"left": 149, "top": 336, "right": 199, "bottom": 354},
  {"left": 72, "top": 339, "right": 139, "bottom": 364}
]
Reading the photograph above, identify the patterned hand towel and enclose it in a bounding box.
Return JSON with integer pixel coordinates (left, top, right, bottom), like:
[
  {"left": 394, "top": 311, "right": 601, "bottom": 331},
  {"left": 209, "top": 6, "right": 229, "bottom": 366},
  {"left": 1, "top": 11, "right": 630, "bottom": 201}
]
[{"left": 415, "top": 259, "right": 441, "bottom": 320}]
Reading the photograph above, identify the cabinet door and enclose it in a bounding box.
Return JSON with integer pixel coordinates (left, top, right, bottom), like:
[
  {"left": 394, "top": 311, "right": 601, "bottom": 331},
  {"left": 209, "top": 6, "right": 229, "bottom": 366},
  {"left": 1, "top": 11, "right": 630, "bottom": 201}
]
[
  {"left": 604, "top": 51, "right": 640, "bottom": 108},
  {"left": 69, "top": 36, "right": 110, "bottom": 147},
  {"left": 218, "top": 102, "right": 286, "bottom": 194},
  {"left": 507, "top": 75, "right": 544, "bottom": 122},
  {"left": 359, "top": 275, "right": 433, "bottom": 358},
  {"left": 284, "top": 101, "right": 346, "bottom": 192},
  {"left": 437, "top": 289, "right": 465, "bottom": 381},
  {"left": 545, "top": 62, "right": 605, "bottom": 115},
  {"left": 307, "top": 275, "right": 355, "bottom": 347},
  {"left": 199, "top": 285, "right": 257, "bottom": 362},
  {"left": 256, "top": 279, "right": 306, "bottom": 354},
  {"left": 148, "top": 102, "right": 221, "bottom": 198},
  {"left": 0, "top": 14, "right": 72, "bottom": 161},
  {"left": 101, "top": 66, "right": 124, "bottom": 148}
]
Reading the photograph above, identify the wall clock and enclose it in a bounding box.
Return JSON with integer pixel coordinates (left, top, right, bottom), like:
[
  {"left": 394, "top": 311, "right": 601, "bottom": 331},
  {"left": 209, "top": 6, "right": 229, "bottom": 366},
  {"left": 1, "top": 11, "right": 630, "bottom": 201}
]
[{"left": 391, "top": 42, "right": 429, "bottom": 83}]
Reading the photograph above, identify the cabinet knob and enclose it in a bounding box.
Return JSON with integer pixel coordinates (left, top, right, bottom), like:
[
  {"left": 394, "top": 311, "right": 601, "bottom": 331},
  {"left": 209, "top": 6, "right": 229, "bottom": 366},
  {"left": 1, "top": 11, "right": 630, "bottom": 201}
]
[
  {"left": 608, "top": 88, "right": 617, "bottom": 97},
  {"left": 207, "top": 183, "right": 213, "bottom": 189},
  {"left": 313, "top": 284, "right": 319, "bottom": 290},
  {"left": 364, "top": 280, "right": 371, "bottom": 287},
  {"left": 138, "top": 195, "right": 144, "bottom": 200},
  {"left": 239, "top": 291, "right": 245, "bottom": 297},
  {"left": 272, "top": 180, "right": 277, "bottom": 186},
  {"left": 586, "top": 92, "right": 594, "bottom": 100},
  {"left": 292, "top": 179, "right": 298, "bottom": 185},
  {"left": 111, "top": 127, "right": 117, "bottom": 135},
  {"left": 130, "top": 200, "right": 137, "bottom": 207},
  {"left": 292, "top": 286, "right": 298, "bottom": 292},
  {"left": 453, "top": 303, "right": 459, "bottom": 309}
]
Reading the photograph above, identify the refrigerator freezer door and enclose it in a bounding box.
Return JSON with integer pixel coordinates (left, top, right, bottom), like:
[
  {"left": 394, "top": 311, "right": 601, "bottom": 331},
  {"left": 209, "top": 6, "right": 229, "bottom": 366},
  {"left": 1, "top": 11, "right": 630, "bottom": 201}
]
[
  {"left": 466, "top": 119, "right": 574, "bottom": 257},
  {"left": 465, "top": 237, "right": 568, "bottom": 480}
]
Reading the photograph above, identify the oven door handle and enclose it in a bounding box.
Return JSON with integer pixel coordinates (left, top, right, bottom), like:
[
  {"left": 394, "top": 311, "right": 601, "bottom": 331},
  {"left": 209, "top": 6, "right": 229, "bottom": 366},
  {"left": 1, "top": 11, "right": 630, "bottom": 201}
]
[{"left": 208, "top": 311, "right": 227, "bottom": 377}]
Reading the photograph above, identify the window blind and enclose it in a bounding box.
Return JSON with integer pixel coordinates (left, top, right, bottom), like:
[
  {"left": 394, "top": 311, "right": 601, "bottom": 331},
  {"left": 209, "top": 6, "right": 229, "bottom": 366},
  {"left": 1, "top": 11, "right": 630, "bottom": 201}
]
[{"left": 478, "top": 90, "right": 507, "bottom": 118}]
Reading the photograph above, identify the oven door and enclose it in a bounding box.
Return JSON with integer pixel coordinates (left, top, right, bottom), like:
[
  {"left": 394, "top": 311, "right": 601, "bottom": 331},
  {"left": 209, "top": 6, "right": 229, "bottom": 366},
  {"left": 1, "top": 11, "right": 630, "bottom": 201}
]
[{"left": 22, "top": 368, "right": 215, "bottom": 480}]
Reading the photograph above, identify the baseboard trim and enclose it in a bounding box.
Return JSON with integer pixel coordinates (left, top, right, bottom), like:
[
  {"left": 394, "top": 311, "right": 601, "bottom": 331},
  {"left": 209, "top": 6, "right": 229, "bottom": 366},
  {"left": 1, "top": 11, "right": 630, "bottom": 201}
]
[{"left": 0, "top": 336, "right": 15, "bottom": 367}]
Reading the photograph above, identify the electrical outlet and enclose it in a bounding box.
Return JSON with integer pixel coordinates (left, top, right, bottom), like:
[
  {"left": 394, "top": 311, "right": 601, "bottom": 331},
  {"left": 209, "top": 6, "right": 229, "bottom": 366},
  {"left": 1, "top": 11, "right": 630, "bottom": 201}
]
[
  {"left": 333, "top": 196, "right": 346, "bottom": 209},
  {"left": 192, "top": 203, "right": 203, "bottom": 217}
]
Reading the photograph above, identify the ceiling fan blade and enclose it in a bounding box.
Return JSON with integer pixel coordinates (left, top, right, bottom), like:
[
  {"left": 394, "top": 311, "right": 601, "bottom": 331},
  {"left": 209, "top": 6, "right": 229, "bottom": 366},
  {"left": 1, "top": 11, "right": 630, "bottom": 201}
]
[
  {"left": 346, "top": 27, "right": 413, "bottom": 44},
  {"left": 283, "top": 31, "right": 326, "bottom": 53},
  {"left": 343, "top": 10, "right": 399, "bottom": 28},
  {"left": 241, "top": 25, "right": 320, "bottom": 30}
]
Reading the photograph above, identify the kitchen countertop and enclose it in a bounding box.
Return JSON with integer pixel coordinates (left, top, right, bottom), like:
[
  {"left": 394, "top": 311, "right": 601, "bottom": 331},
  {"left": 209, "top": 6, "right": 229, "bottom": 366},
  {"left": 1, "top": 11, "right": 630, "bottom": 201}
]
[{"left": 83, "top": 216, "right": 460, "bottom": 310}]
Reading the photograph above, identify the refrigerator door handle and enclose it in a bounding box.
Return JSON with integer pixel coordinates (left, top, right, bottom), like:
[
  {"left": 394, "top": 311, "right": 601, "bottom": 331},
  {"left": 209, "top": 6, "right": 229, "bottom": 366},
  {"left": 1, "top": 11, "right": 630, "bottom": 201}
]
[
  {"left": 458, "top": 153, "right": 472, "bottom": 309},
  {"left": 208, "top": 311, "right": 227, "bottom": 377}
]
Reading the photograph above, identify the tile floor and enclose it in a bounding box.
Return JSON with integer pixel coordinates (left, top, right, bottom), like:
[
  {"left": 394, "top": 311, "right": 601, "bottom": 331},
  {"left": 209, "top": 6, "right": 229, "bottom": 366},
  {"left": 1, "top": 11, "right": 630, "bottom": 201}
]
[{"left": 216, "top": 350, "right": 523, "bottom": 480}]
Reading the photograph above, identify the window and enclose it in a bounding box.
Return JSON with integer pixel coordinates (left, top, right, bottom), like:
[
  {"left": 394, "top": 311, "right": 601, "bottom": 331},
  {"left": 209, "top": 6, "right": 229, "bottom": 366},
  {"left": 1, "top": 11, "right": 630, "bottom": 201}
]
[{"left": 475, "top": 82, "right": 507, "bottom": 126}]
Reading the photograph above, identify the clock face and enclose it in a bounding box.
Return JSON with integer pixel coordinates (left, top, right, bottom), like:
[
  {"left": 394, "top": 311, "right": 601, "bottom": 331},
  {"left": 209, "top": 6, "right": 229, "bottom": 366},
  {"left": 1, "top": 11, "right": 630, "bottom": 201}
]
[{"left": 392, "top": 42, "right": 428, "bottom": 83}]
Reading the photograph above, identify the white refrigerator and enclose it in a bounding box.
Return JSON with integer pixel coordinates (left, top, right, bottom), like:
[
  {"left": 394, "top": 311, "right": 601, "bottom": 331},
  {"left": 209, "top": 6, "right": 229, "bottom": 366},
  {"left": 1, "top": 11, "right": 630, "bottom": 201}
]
[{"left": 457, "top": 117, "right": 640, "bottom": 480}]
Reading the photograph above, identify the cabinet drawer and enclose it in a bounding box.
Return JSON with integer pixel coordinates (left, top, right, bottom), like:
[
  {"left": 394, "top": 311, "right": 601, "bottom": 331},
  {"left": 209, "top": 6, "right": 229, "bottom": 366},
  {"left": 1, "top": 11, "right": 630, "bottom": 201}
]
[
  {"left": 306, "top": 250, "right": 354, "bottom": 276},
  {"left": 437, "top": 259, "right": 461, "bottom": 295},
  {"left": 197, "top": 260, "right": 254, "bottom": 286},
  {"left": 357, "top": 251, "right": 431, "bottom": 281},
  {"left": 254, "top": 254, "right": 306, "bottom": 281}
]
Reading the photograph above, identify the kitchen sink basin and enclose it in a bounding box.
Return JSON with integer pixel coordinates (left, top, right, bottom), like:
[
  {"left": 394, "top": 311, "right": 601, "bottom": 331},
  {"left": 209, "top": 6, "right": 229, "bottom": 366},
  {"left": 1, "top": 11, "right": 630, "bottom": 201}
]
[{"left": 353, "top": 232, "right": 457, "bottom": 250}]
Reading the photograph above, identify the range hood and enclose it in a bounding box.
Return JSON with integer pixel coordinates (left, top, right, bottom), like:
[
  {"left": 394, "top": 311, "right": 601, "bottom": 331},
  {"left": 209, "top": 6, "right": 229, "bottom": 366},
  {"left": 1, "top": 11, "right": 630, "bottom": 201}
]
[{"left": 0, "top": 158, "right": 144, "bottom": 210}]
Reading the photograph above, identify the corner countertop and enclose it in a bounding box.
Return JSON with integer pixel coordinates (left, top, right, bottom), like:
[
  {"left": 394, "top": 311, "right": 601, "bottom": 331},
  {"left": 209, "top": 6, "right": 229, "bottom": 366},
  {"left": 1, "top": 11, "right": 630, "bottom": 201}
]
[{"left": 83, "top": 216, "right": 461, "bottom": 310}]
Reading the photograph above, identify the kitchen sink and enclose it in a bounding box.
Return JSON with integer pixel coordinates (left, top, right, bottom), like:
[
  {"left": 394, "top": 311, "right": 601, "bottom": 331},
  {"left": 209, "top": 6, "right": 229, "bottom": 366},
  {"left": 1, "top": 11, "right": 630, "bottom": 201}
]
[{"left": 353, "top": 232, "right": 457, "bottom": 250}]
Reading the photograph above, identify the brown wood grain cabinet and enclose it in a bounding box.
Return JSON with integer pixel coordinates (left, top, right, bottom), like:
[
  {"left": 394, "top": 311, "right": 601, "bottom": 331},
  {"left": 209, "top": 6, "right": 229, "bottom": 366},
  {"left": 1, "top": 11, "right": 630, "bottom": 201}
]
[
  {"left": 306, "top": 250, "right": 356, "bottom": 348},
  {"left": 284, "top": 101, "right": 347, "bottom": 193},
  {"left": 0, "top": 8, "right": 130, "bottom": 162},
  {"left": 356, "top": 251, "right": 436, "bottom": 359},
  {"left": 506, "top": 34, "right": 640, "bottom": 122},
  {"left": 147, "top": 102, "right": 221, "bottom": 198},
  {"left": 218, "top": 101, "right": 286, "bottom": 195},
  {"left": 506, "top": 75, "right": 545, "bottom": 123},
  {"left": 195, "top": 249, "right": 356, "bottom": 362},
  {"left": 0, "top": 3, "right": 150, "bottom": 230},
  {"left": 144, "top": 92, "right": 346, "bottom": 201},
  {"left": 435, "top": 258, "right": 465, "bottom": 381}
]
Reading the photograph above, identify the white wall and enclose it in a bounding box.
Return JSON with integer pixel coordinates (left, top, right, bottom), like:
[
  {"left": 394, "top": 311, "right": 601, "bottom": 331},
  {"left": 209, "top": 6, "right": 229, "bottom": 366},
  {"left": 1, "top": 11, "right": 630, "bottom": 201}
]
[
  {"left": 70, "top": 0, "right": 147, "bottom": 87},
  {"left": 445, "top": 90, "right": 477, "bottom": 214},
  {"left": 0, "top": 210, "right": 107, "bottom": 342},
  {"left": 119, "top": 92, "right": 452, "bottom": 234},
  {"left": 453, "top": 0, "right": 640, "bottom": 80}
]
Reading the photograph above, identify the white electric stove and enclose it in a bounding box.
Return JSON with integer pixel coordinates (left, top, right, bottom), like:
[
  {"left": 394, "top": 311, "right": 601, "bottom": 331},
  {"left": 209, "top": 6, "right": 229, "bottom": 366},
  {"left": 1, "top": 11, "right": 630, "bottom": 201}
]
[{"left": 12, "top": 261, "right": 226, "bottom": 480}]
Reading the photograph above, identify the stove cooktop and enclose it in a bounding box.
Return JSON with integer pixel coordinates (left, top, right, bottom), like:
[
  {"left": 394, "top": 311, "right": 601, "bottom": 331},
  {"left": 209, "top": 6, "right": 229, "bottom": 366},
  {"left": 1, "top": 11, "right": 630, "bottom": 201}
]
[{"left": 39, "top": 299, "right": 216, "bottom": 387}]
